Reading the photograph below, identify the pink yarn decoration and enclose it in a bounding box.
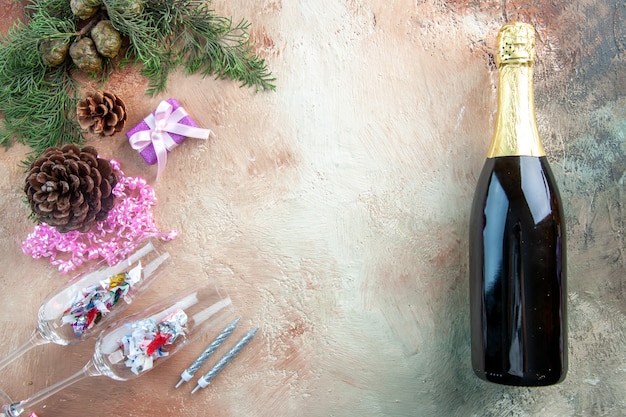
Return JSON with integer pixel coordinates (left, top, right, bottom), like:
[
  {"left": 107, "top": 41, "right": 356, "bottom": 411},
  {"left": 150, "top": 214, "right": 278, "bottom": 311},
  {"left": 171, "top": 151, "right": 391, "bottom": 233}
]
[{"left": 22, "top": 160, "right": 177, "bottom": 273}]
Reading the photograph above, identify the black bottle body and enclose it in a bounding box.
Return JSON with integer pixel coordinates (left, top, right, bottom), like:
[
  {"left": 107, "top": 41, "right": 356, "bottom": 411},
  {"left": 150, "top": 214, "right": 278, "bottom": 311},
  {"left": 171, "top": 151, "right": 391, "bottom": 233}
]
[{"left": 469, "top": 156, "right": 567, "bottom": 386}]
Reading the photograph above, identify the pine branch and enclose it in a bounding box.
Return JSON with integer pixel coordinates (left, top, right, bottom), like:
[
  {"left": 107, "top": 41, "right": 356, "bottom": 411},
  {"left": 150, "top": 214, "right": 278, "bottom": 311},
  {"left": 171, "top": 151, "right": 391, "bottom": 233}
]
[
  {"left": 104, "top": 1, "right": 175, "bottom": 95},
  {"left": 25, "top": 0, "right": 75, "bottom": 20},
  {"left": 105, "top": 0, "right": 276, "bottom": 94},
  {"left": 176, "top": 7, "right": 276, "bottom": 92},
  {"left": 0, "top": 8, "right": 80, "bottom": 153}
]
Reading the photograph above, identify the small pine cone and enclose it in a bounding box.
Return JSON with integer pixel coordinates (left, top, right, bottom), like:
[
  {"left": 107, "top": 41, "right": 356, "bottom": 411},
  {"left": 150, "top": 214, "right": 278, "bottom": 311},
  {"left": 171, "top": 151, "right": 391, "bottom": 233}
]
[
  {"left": 77, "top": 91, "right": 127, "bottom": 136},
  {"left": 24, "top": 145, "right": 118, "bottom": 233},
  {"left": 39, "top": 38, "right": 70, "bottom": 67},
  {"left": 70, "top": 0, "right": 102, "bottom": 20},
  {"left": 69, "top": 37, "right": 103, "bottom": 75},
  {"left": 114, "top": 0, "right": 143, "bottom": 16},
  {"left": 91, "top": 20, "right": 122, "bottom": 59}
]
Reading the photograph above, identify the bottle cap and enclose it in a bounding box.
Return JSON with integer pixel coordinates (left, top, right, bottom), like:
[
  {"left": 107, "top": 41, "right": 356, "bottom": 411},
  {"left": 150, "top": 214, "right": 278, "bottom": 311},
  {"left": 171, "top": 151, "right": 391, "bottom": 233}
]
[{"left": 497, "top": 22, "right": 535, "bottom": 66}]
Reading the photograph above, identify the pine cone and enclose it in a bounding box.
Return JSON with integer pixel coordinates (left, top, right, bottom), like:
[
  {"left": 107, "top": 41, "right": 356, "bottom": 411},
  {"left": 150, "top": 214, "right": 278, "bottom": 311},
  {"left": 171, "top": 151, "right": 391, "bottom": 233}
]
[
  {"left": 70, "top": 0, "right": 102, "bottom": 20},
  {"left": 69, "top": 37, "right": 103, "bottom": 75},
  {"left": 39, "top": 38, "right": 70, "bottom": 67},
  {"left": 91, "top": 20, "right": 122, "bottom": 59},
  {"left": 24, "top": 145, "right": 118, "bottom": 233},
  {"left": 112, "top": 0, "right": 143, "bottom": 16},
  {"left": 77, "top": 91, "right": 127, "bottom": 136}
]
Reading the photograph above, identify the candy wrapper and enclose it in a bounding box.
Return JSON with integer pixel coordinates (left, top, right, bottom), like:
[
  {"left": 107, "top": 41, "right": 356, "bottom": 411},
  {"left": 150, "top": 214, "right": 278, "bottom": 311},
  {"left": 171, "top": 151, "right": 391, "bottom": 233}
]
[
  {"left": 61, "top": 264, "right": 142, "bottom": 337},
  {"left": 110, "top": 309, "right": 188, "bottom": 375},
  {"left": 126, "top": 98, "right": 212, "bottom": 179}
]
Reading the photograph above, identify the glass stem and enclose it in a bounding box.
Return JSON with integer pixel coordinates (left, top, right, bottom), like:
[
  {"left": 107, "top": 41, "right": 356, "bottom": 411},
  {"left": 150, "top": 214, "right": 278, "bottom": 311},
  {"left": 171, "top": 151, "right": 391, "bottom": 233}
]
[
  {"left": 2, "top": 359, "right": 100, "bottom": 417},
  {"left": 0, "top": 330, "right": 49, "bottom": 372}
]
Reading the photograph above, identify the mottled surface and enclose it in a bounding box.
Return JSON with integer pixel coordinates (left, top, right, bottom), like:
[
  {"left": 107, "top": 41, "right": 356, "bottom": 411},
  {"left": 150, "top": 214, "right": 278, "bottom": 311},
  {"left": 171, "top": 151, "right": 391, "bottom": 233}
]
[{"left": 0, "top": 1, "right": 625, "bottom": 416}]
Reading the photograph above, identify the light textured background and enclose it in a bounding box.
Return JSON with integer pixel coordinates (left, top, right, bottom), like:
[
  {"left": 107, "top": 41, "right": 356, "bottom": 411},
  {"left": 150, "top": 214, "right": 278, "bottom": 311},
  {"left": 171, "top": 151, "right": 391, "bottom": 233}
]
[{"left": 0, "top": 1, "right": 625, "bottom": 416}]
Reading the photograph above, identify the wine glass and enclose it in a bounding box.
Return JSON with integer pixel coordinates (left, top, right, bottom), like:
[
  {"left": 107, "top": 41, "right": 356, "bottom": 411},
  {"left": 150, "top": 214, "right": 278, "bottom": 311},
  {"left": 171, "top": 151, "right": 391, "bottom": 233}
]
[
  {"left": 0, "top": 240, "right": 171, "bottom": 372},
  {"left": 1, "top": 284, "right": 234, "bottom": 417}
]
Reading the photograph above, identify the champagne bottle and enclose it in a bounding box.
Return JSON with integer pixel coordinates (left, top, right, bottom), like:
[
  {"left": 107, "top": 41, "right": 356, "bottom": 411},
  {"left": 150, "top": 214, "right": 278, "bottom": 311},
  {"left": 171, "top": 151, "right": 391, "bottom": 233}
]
[{"left": 469, "top": 22, "right": 567, "bottom": 386}]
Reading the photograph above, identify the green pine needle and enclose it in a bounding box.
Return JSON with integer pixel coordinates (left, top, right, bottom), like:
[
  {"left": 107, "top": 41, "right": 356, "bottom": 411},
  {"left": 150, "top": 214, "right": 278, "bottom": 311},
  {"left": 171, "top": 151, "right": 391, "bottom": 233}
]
[
  {"left": 0, "top": 5, "right": 81, "bottom": 155},
  {"left": 106, "top": 0, "right": 276, "bottom": 95}
]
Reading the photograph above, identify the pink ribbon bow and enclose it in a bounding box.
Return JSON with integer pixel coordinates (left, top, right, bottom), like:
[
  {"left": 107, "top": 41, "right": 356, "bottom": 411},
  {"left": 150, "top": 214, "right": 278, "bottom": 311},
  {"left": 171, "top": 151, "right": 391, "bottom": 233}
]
[{"left": 128, "top": 100, "right": 212, "bottom": 180}]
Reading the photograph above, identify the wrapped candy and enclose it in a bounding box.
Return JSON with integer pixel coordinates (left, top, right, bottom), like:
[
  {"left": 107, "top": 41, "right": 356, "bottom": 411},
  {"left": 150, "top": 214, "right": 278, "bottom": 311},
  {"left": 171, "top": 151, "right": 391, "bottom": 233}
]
[
  {"left": 60, "top": 263, "right": 142, "bottom": 337},
  {"left": 113, "top": 309, "right": 188, "bottom": 375},
  {"left": 126, "top": 99, "right": 212, "bottom": 179},
  {"left": 157, "top": 309, "right": 188, "bottom": 344}
]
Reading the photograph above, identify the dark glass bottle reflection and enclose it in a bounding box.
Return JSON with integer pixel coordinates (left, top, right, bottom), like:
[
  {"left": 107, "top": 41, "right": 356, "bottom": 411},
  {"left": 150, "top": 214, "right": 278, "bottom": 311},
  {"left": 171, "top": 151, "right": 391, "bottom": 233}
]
[{"left": 469, "top": 23, "right": 567, "bottom": 386}]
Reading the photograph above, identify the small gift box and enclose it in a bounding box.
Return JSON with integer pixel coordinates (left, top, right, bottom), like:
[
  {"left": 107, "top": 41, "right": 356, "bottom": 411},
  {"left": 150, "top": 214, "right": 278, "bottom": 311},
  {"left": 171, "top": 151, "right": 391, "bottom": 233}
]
[{"left": 126, "top": 98, "right": 212, "bottom": 179}]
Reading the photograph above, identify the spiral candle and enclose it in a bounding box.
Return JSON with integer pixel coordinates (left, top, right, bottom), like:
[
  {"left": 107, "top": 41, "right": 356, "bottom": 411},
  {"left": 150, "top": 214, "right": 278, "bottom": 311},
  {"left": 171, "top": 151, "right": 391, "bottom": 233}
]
[
  {"left": 191, "top": 327, "right": 259, "bottom": 394},
  {"left": 175, "top": 317, "right": 241, "bottom": 388}
]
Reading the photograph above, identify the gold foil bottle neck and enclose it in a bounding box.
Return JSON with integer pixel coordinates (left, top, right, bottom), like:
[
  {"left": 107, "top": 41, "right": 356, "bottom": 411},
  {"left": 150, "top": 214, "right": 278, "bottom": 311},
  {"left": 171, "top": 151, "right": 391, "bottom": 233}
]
[
  {"left": 487, "top": 22, "right": 546, "bottom": 158},
  {"left": 497, "top": 22, "right": 535, "bottom": 66}
]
